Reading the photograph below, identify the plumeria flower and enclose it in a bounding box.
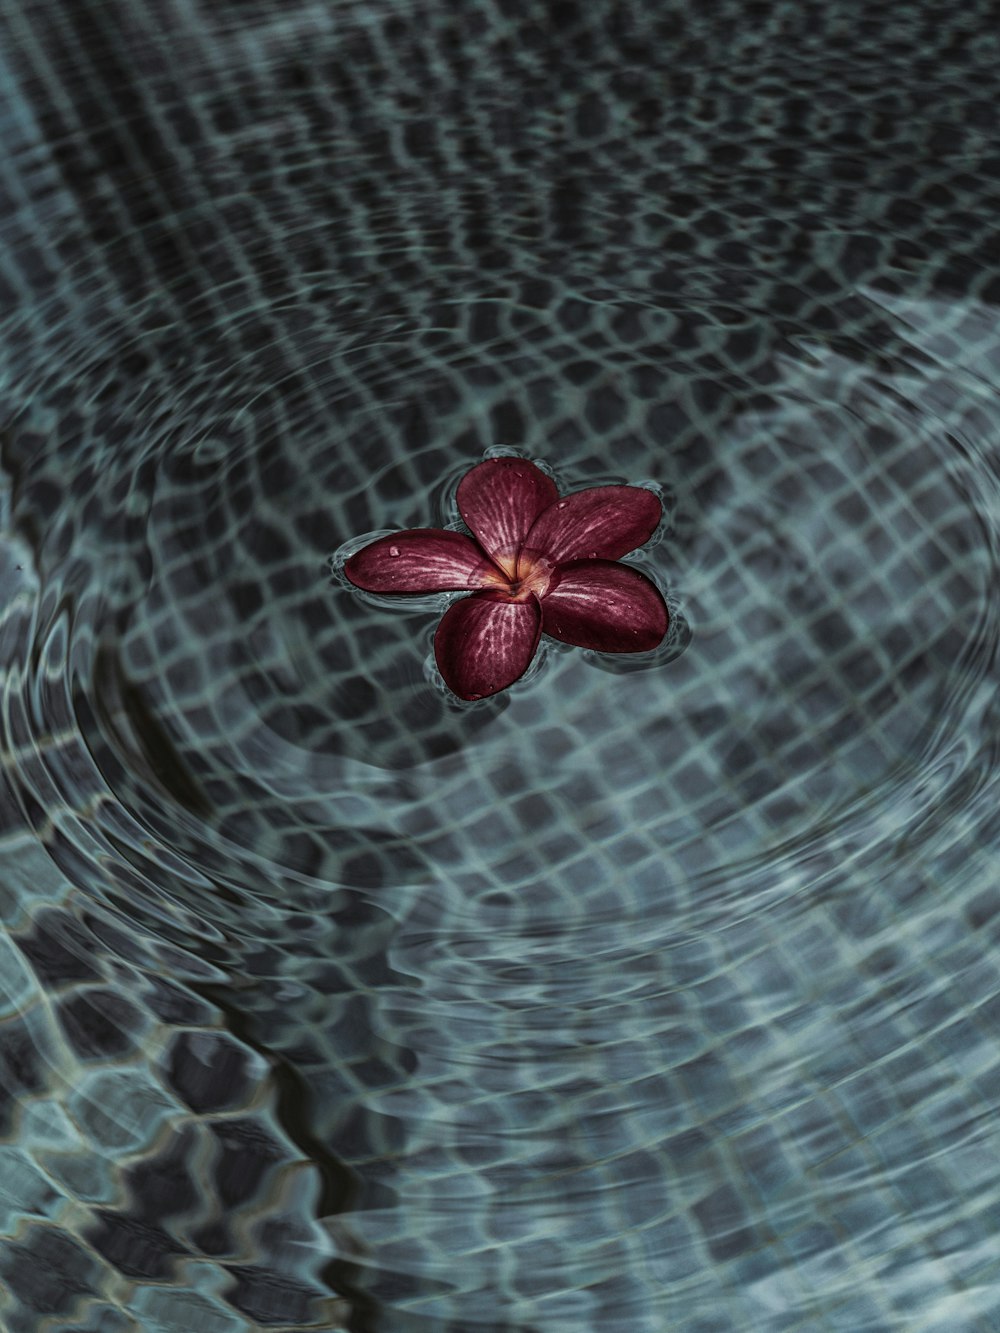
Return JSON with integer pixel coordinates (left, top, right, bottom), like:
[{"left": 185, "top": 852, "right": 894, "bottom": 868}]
[{"left": 344, "top": 457, "right": 668, "bottom": 700}]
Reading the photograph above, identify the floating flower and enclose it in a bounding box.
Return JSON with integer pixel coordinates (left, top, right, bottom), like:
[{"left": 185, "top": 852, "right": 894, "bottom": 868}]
[{"left": 344, "top": 457, "right": 668, "bottom": 700}]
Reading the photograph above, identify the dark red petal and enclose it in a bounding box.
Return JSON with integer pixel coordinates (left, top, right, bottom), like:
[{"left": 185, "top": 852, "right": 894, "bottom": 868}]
[
  {"left": 457, "top": 458, "right": 559, "bottom": 573},
  {"left": 344, "top": 529, "right": 498, "bottom": 593},
  {"left": 541, "top": 560, "right": 668, "bottom": 652},
  {"left": 434, "top": 591, "right": 542, "bottom": 700},
  {"left": 521, "top": 485, "right": 661, "bottom": 566}
]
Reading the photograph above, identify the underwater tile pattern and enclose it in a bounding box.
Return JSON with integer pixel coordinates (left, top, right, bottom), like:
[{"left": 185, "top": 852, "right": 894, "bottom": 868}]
[{"left": 2, "top": 0, "right": 1000, "bottom": 1329}]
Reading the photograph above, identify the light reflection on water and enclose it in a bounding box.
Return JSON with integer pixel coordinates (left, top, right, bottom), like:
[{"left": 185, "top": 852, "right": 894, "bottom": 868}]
[{"left": 3, "top": 2, "right": 1000, "bottom": 1330}]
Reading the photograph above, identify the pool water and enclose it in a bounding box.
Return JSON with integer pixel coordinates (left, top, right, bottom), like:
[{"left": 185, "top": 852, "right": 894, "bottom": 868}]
[{"left": 2, "top": 2, "right": 1000, "bottom": 1330}]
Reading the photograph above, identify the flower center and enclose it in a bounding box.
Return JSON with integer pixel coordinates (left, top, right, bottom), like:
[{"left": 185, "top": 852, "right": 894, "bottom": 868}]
[{"left": 481, "top": 549, "right": 558, "bottom": 601}]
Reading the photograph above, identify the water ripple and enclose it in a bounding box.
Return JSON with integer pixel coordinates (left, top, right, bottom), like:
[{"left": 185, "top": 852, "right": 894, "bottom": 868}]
[{"left": 4, "top": 2, "right": 1000, "bottom": 1331}]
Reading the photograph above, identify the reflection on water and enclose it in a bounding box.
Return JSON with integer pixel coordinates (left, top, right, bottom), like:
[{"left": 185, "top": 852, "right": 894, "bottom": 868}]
[{"left": 2, "top": 2, "right": 1000, "bottom": 1329}]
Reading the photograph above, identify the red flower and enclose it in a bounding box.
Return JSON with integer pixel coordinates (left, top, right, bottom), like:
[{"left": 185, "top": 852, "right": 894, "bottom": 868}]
[{"left": 344, "top": 457, "right": 668, "bottom": 700}]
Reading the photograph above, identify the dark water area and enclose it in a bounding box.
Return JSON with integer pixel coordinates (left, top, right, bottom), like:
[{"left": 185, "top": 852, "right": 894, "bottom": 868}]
[{"left": 2, "top": 2, "right": 1000, "bottom": 1329}]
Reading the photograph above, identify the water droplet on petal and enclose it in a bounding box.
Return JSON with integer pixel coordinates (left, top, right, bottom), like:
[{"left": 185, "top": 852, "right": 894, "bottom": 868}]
[
  {"left": 589, "top": 550, "right": 597, "bottom": 558},
  {"left": 389, "top": 545, "right": 400, "bottom": 557},
  {"left": 558, "top": 501, "right": 568, "bottom": 509}
]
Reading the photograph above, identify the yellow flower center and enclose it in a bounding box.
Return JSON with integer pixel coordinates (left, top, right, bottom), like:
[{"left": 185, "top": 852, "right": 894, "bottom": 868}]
[{"left": 481, "top": 548, "right": 558, "bottom": 601}]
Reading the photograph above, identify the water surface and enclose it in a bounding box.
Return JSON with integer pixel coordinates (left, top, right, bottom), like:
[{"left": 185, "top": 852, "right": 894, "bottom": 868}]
[{"left": 2, "top": 2, "right": 1000, "bottom": 1330}]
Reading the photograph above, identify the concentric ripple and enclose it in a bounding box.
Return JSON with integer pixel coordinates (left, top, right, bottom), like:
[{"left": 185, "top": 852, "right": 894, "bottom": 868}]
[{"left": 3, "top": 2, "right": 1000, "bottom": 1331}]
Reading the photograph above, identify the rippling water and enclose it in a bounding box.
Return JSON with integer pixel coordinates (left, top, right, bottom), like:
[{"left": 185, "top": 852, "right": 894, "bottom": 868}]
[{"left": 2, "top": 2, "right": 1000, "bottom": 1330}]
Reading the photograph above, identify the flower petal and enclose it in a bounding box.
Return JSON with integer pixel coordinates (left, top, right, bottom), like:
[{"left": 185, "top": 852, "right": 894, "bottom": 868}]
[
  {"left": 434, "top": 591, "right": 542, "bottom": 699},
  {"left": 541, "top": 560, "right": 668, "bottom": 652},
  {"left": 521, "top": 485, "right": 661, "bottom": 567},
  {"left": 457, "top": 458, "right": 559, "bottom": 573},
  {"left": 344, "top": 529, "right": 498, "bottom": 593}
]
